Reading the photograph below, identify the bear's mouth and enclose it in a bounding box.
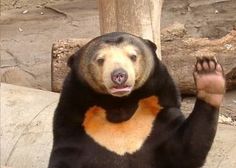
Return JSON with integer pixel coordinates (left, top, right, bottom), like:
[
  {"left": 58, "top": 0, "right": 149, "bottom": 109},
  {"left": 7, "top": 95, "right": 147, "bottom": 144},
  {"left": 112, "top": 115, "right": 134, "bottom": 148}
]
[{"left": 109, "top": 85, "right": 132, "bottom": 96}]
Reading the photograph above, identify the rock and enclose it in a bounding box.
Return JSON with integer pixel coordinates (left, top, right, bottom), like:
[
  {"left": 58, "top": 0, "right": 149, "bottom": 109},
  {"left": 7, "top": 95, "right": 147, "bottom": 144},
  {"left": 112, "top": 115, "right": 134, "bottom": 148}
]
[
  {"left": 22, "top": 10, "right": 29, "bottom": 14},
  {"left": 219, "top": 115, "right": 233, "bottom": 125},
  {"left": 18, "top": 27, "right": 23, "bottom": 32},
  {"left": 1, "top": 68, "right": 38, "bottom": 88}
]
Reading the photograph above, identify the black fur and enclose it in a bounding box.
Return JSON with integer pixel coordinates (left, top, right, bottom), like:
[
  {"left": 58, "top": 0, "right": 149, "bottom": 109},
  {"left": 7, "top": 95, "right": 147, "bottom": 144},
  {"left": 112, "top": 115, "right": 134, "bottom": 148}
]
[{"left": 48, "top": 32, "right": 219, "bottom": 168}]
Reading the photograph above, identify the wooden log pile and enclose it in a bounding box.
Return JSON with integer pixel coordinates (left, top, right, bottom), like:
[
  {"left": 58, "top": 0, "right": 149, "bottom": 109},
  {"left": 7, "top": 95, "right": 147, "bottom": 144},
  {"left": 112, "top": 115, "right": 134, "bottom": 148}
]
[{"left": 51, "top": 29, "right": 236, "bottom": 94}]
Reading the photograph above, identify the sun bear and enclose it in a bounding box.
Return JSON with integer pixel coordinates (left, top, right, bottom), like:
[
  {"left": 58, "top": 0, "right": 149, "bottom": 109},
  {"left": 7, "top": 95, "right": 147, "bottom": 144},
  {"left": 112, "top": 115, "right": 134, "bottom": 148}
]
[{"left": 48, "top": 32, "right": 225, "bottom": 168}]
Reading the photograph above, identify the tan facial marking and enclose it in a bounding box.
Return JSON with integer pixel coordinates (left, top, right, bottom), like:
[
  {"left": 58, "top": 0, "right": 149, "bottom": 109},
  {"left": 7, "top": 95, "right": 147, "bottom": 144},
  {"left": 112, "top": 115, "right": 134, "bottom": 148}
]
[
  {"left": 82, "top": 96, "right": 162, "bottom": 155},
  {"left": 95, "top": 45, "right": 138, "bottom": 96}
]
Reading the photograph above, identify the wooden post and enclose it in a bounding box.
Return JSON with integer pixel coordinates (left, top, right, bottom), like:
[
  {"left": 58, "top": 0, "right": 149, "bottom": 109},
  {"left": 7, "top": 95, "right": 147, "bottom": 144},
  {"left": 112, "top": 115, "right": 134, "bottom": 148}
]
[{"left": 97, "top": 0, "right": 164, "bottom": 59}]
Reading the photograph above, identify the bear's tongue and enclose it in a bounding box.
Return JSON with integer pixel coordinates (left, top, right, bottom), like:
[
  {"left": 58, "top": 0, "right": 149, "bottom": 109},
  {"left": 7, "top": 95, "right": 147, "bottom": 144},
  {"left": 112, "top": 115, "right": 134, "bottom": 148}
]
[{"left": 110, "top": 86, "right": 132, "bottom": 94}]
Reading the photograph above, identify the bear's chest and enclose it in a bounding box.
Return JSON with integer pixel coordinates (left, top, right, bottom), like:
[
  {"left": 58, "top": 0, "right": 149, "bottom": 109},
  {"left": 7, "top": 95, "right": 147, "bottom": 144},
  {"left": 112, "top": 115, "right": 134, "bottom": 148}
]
[{"left": 82, "top": 96, "right": 162, "bottom": 156}]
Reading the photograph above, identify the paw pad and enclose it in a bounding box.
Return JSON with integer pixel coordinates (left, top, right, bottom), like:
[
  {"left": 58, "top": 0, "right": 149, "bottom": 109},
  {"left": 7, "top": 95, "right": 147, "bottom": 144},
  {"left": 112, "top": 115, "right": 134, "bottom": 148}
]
[{"left": 193, "top": 56, "right": 225, "bottom": 107}]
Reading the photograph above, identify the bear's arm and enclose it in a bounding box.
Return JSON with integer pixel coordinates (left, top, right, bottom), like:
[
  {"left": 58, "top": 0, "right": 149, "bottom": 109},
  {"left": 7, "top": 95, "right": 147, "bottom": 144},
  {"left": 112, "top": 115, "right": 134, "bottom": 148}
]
[
  {"left": 157, "top": 99, "right": 219, "bottom": 168},
  {"left": 48, "top": 146, "right": 83, "bottom": 168},
  {"left": 154, "top": 62, "right": 219, "bottom": 167}
]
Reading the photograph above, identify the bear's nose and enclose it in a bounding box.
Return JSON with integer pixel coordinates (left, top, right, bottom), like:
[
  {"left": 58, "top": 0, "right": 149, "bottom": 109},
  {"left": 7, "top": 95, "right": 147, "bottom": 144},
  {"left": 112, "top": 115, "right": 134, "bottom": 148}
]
[{"left": 111, "top": 68, "right": 128, "bottom": 85}]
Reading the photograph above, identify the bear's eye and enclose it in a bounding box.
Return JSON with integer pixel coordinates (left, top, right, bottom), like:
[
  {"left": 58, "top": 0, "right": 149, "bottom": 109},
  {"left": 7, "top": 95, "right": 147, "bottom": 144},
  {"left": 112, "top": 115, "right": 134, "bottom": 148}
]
[
  {"left": 96, "top": 58, "right": 105, "bottom": 65},
  {"left": 130, "top": 54, "right": 137, "bottom": 62}
]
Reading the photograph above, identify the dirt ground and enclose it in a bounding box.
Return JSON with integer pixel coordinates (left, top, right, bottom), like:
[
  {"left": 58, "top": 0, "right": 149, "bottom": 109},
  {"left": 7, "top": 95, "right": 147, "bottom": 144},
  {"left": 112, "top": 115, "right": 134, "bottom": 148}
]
[{"left": 1, "top": 0, "right": 236, "bottom": 121}]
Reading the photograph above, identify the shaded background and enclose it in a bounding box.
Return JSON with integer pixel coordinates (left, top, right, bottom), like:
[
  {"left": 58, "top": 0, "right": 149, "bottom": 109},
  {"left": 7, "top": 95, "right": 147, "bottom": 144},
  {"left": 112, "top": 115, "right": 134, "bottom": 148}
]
[{"left": 1, "top": 0, "right": 236, "bottom": 90}]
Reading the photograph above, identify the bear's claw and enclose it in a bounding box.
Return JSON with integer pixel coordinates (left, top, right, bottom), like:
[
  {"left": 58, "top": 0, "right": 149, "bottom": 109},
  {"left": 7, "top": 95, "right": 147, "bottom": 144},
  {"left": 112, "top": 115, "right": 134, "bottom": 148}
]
[
  {"left": 195, "top": 56, "right": 223, "bottom": 74},
  {"left": 193, "top": 56, "right": 225, "bottom": 107}
]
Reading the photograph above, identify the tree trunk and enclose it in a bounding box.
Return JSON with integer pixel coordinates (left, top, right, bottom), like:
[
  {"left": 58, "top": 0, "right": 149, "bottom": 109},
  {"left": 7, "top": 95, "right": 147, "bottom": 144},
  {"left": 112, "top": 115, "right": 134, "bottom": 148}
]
[{"left": 97, "top": 0, "right": 164, "bottom": 59}]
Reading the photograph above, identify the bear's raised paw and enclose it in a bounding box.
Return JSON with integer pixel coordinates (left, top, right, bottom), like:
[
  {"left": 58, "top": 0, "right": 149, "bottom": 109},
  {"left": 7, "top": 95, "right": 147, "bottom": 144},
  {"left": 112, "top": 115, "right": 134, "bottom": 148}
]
[{"left": 193, "top": 56, "right": 225, "bottom": 107}]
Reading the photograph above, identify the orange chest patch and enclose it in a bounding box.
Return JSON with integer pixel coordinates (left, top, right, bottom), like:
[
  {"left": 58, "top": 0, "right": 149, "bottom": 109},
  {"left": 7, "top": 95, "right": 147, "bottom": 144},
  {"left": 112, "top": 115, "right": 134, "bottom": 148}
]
[{"left": 82, "top": 96, "right": 162, "bottom": 155}]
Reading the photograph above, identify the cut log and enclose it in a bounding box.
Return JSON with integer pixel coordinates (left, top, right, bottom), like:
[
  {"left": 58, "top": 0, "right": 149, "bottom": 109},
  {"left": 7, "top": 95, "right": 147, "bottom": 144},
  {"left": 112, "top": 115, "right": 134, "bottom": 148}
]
[
  {"left": 162, "top": 29, "right": 236, "bottom": 94},
  {"left": 51, "top": 30, "right": 236, "bottom": 94},
  {"left": 51, "top": 38, "right": 90, "bottom": 92},
  {"left": 97, "top": 0, "right": 164, "bottom": 59}
]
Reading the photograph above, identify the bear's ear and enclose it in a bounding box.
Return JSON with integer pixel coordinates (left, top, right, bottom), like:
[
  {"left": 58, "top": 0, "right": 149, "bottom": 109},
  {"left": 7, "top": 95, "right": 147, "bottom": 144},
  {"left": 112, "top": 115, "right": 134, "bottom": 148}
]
[
  {"left": 67, "top": 54, "right": 75, "bottom": 68},
  {"left": 145, "top": 39, "right": 157, "bottom": 52}
]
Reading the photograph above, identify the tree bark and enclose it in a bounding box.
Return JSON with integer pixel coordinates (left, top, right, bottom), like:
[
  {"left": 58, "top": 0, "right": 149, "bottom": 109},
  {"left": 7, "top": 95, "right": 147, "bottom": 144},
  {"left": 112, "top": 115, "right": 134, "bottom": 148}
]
[{"left": 97, "top": 0, "right": 164, "bottom": 59}]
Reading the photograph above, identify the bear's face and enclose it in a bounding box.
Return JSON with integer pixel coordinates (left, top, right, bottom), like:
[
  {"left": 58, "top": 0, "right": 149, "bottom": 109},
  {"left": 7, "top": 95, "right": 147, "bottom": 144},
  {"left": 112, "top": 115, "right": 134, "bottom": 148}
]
[
  {"left": 69, "top": 33, "right": 157, "bottom": 97},
  {"left": 90, "top": 43, "right": 145, "bottom": 97}
]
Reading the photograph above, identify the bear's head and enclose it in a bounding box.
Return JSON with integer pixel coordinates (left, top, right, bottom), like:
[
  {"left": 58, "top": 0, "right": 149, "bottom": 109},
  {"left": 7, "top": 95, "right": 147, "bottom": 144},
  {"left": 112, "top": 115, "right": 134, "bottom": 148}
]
[{"left": 68, "top": 32, "right": 158, "bottom": 97}]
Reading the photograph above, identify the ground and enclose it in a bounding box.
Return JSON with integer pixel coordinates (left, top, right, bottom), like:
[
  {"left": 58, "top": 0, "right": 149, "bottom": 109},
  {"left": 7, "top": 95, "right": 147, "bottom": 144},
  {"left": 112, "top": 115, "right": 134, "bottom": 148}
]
[{"left": 1, "top": 84, "right": 236, "bottom": 168}]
